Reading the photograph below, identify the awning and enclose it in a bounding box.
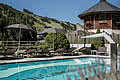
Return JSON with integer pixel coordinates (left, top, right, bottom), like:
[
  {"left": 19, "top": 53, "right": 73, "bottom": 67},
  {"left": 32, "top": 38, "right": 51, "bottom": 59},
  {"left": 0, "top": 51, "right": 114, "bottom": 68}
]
[{"left": 81, "top": 33, "right": 115, "bottom": 44}]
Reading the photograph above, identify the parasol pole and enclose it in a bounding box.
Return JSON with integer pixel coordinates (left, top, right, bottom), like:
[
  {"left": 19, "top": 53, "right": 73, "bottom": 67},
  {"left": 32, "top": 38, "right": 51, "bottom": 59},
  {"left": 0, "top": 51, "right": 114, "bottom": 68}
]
[
  {"left": 94, "top": 14, "right": 96, "bottom": 30},
  {"left": 84, "top": 24, "right": 86, "bottom": 48},
  {"left": 53, "top": 28, "right": 54, "bottom": 52},
  {"left": 17, "top": 24, "right": 21, "bottom": 57}
]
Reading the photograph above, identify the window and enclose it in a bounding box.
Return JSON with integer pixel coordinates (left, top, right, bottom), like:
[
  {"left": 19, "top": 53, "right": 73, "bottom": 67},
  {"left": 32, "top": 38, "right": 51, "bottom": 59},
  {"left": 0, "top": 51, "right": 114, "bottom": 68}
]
[
  {"left": 106, "top": 14, "right": 111, "bottom": 20},
  {"left": 100, "top": 14, "right": 106, "bottom": 20},
  {"left": 95, "top": 14, "right": 99, "bottom": 20}
]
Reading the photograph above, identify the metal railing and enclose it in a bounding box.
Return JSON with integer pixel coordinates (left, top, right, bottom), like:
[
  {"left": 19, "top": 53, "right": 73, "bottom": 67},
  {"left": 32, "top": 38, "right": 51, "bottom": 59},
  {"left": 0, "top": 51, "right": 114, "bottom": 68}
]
[{"left": 2, "top": 41, "right": 37, "bottom": 49}]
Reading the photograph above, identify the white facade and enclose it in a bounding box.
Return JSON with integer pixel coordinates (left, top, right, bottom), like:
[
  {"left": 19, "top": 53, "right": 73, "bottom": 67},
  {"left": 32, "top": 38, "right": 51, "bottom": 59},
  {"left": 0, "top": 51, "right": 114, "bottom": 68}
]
[
  {"left": 76, "top": 23, "right": 84, "bottom": 31},
  {"left": 70, "top": 44, "right": 91, "bottom": 49}
]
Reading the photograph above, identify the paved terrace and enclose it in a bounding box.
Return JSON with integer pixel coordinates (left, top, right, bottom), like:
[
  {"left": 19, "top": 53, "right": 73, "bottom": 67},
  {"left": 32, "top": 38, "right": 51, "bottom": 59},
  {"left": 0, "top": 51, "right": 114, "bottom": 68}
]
[{"left": 0, "top": 55, "right": 110, "bottom": 64}]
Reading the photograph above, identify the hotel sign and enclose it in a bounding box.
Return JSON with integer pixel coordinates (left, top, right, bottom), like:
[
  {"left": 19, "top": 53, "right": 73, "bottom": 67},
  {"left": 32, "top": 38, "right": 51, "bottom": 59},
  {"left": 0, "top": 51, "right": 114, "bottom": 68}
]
[{"left": 99, "top": 20, "right": 108, "bottom": 24}]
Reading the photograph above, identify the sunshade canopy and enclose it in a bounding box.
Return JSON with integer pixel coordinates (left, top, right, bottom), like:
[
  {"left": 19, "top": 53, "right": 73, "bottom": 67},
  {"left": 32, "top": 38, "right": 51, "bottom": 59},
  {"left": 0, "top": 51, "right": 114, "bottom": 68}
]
[
  {"left": 5, "top": 24, "right": 34, "bottom": 31},
  {"left": 81, "top": 33, "right": 115, "bottom": 43}
]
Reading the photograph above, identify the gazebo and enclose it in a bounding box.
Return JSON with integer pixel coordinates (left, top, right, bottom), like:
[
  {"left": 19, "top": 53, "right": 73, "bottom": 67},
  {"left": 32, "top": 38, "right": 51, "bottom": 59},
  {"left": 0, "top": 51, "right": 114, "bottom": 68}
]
[{"left": 78, "top": 0, "right": 120, "bottom": 34}]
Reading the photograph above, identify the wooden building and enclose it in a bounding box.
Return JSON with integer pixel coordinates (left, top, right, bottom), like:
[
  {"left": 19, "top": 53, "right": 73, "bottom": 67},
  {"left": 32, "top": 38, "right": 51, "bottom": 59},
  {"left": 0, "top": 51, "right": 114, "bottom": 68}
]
[{"left": 78, "top": 0, "right": 120, "bottom": 34}]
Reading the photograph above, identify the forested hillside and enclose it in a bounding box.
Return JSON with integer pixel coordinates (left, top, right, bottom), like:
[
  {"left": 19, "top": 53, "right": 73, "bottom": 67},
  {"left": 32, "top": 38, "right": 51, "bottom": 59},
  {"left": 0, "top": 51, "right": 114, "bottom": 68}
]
[{"left": 0, "top": 3, "right": 76, "bottom": 32}]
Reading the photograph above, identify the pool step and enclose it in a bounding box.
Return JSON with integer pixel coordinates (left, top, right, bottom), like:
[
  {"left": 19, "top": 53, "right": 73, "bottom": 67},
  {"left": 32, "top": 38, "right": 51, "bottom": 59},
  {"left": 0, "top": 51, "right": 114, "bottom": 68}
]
[{"left": 73, "top": 59, "right": 91, "bottom": 65}]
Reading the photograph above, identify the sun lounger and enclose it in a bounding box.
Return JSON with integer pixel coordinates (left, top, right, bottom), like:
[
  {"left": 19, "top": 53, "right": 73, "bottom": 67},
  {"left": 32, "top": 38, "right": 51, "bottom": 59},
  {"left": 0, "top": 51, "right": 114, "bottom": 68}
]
[
  {"left": 15, "top": 49, "right": 26, "bottom": 58},
  {"left": 4, "top": 49, "right": 17, "bottom": 57}
]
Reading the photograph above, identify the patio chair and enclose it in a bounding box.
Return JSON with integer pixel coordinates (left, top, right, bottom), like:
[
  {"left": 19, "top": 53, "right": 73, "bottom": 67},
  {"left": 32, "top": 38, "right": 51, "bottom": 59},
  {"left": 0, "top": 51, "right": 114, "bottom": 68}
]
[
  {"left": 79, "top": 47, "right": 91, "bottom": 55},
  {"left": 15, "top": 49, "right": 26, "bottom": 58},
  {"left": 55, "top": 48, "right": 64, "bottom": 56},
  {"left": 91, "top": 44, "right": 97, "bottom": 55},
  {"left": 97, "top": 47, "right": 108, "bottom": 55},
  {"left": 4, "top": 49, "right": 17, "bottom": 57},
  {"left": 0, "top": 49, "right": 4, "bottom": 55},
  {"left": 25, "top": 48, "right": 37, "bottom": 57}
]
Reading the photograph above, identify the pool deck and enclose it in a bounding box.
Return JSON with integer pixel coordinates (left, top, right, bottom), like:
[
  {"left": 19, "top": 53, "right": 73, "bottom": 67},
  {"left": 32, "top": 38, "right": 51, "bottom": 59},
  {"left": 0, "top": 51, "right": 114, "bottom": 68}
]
[{"left": 0, "top": 55, "right": 110, "bottom": 64}]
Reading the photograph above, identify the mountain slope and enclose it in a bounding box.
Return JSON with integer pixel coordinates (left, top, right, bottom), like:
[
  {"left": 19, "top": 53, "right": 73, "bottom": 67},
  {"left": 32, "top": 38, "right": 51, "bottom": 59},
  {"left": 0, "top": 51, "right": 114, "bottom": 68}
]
[{"left": 0, "top": 3, "right": 76, "bottom": 32}]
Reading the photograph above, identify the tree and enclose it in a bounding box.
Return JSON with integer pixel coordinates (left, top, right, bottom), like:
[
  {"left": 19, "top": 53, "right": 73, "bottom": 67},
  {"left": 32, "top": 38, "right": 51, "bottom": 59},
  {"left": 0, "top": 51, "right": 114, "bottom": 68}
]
[
  {"left": 118, "top": 42, "right": 120, "bottom": 48},
  {"left": 23, "top": 9, "right": 33, "bottom": 14},
  {"left": 92, "top": 29, "right": 105, "bottom": 49},
  {"left": 96, "top": 28, "right": 101, "bottom": 33},
  {"left": 45, "top": 33, "right": 70, "bottom": 50},
  {"left": 0, "top": 41, "right": 5, "bottom": 50},
  {"left": 101, "top": 38, "right": 105, "bottom": 47}
]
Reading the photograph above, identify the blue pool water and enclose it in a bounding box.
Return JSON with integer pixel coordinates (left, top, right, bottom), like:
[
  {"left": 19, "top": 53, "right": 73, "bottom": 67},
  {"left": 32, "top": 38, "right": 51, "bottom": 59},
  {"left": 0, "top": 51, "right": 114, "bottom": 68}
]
[{"left": 0, "top": 57, "right": 110, "bottom": 80}]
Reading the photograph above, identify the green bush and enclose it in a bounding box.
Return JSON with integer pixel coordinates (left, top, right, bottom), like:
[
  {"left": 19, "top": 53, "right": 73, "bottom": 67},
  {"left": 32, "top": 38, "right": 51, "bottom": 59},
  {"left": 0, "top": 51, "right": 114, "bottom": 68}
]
[
  {"left": 45, "top": 33, "right": 70, "bottom": 50},
  {"left": 92, "top": 29, "right": 105, "bottom": 49},
  {"left": 0, "top": 41, "right": 5, "bottom": 50},
  {"left": 39, "top": 45, "right": 48, "bottom": 49},
  {"left": 118, "top": 43, "right": 120, "bottom": 48}
]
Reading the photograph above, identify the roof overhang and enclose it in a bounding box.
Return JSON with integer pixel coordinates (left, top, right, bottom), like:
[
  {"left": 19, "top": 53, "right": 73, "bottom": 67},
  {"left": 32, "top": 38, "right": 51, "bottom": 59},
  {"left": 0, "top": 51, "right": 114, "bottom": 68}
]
[{"left": 78, "top": 11, "right": 120, "bottom": 19}]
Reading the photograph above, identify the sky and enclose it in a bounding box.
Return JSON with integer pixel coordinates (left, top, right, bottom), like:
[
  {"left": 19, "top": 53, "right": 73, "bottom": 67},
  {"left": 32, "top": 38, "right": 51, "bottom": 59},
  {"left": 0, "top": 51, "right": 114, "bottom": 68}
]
[{"left": 0, "top": 0, "right": 120, "bottom": 24}]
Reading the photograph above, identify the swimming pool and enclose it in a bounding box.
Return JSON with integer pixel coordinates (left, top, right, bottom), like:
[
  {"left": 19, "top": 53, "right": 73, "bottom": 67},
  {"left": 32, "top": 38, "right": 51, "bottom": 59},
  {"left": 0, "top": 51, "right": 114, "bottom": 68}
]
[{"left": 0, "top": 57, "right": 110, "bottom": 80}]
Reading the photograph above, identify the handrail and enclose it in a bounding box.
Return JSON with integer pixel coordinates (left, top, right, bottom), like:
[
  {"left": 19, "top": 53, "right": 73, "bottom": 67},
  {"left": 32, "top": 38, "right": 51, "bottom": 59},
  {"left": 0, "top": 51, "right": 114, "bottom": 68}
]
[
  {"left": 2, "top": 41, "right": 37, "bottom": 42},
  {"left": 1, "top": 41, "right": 39, "bottom": 49}
]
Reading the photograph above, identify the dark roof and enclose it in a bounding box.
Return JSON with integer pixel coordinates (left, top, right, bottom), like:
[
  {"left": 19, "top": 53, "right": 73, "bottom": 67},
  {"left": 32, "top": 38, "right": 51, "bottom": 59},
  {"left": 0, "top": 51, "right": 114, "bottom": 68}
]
[
  {"left": 79, "top": 0, "right": 120, "bottom": 18},
  {"left": 41, "top": 28, "right": 66, "bottom": 34}
]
